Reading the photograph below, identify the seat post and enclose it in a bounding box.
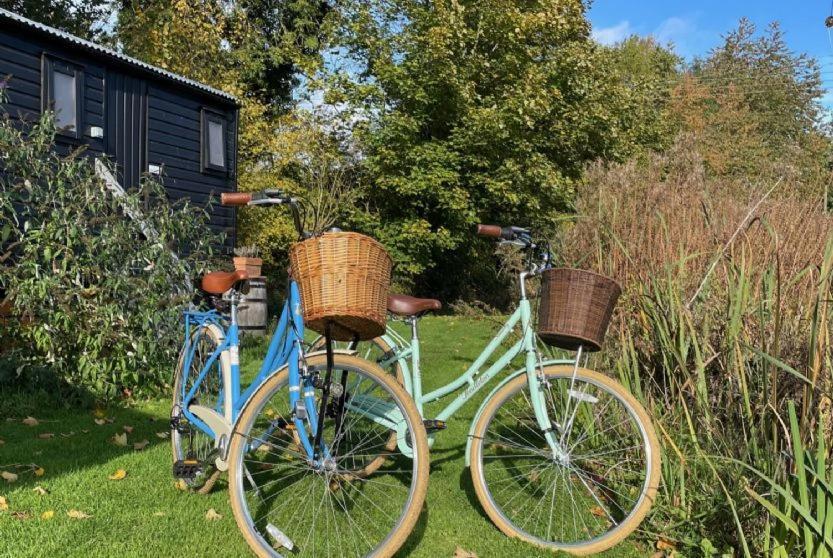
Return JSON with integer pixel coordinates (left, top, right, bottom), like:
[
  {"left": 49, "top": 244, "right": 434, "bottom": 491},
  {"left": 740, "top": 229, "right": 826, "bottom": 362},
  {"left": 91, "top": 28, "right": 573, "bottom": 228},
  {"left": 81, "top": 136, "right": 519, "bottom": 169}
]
[
  {"left": 409, "top": 316, "right": 424, "bottom": 414},
  {"left": 229, "top": 290, "right": 240, "bottom": 326}
]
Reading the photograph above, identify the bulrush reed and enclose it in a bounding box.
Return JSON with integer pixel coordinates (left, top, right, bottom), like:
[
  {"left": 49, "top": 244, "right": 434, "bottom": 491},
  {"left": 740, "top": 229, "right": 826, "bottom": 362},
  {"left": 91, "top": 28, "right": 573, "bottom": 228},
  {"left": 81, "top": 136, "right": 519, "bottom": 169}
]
[{"left": 558, "top": 140, "right": 833, "bottom": 554}]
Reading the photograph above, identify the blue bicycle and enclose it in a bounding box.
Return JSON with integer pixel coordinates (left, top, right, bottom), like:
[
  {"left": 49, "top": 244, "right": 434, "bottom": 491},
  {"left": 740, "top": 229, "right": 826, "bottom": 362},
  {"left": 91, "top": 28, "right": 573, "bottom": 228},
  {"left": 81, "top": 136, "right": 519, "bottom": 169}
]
[{"left": 170, "top": 190, "right": 429, "bottom": 558}]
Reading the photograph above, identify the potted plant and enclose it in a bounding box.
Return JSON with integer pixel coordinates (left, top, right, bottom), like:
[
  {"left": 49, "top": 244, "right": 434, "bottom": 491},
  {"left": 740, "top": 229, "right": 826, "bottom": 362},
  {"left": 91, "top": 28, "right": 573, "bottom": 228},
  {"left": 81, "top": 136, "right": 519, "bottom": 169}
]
[{"left": 233, "top": 245, "right": 262, "bottom": 277}]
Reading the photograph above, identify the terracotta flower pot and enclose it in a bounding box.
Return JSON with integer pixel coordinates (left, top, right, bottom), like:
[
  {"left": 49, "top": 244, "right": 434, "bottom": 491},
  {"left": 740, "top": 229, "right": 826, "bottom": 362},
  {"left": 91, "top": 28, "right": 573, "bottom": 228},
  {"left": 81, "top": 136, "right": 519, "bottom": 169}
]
[{"left": 233, "top": 256, "right": 263, "bottom": 277}]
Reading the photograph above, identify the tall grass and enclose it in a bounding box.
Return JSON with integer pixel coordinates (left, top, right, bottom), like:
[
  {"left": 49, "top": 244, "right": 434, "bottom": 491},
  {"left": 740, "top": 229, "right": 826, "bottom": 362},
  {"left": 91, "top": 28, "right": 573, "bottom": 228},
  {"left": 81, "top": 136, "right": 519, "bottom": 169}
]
[{"left": 561, "top": 139, "right": 833, "bottom": 553}]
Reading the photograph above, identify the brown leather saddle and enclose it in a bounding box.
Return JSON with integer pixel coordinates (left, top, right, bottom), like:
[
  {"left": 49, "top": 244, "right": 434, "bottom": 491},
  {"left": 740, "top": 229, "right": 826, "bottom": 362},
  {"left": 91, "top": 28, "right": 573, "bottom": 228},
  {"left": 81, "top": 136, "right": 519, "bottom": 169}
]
[
  {"left": 200, "top": 270, "right": 249, "bottom": 295},
  {"left": 387, "top": 294, "right": 442, "bottom": 317}
]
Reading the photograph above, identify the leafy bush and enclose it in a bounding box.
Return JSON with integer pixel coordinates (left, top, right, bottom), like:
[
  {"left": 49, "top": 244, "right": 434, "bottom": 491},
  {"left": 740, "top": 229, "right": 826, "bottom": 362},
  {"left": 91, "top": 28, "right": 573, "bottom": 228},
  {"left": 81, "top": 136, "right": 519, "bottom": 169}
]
[{"left": 0, "top": 95, "right": 217, "bottom": 402}]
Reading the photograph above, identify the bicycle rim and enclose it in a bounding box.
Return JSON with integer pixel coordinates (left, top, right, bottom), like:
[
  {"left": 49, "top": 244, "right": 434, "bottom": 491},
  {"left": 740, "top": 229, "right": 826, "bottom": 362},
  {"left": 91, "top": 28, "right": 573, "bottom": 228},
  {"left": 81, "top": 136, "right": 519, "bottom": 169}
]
[
  {"left": 229, "top": 355, "right": 428, "bottom": 558},
  {"left": 472, "top": 368, "right": 658, "bottom": 552}
]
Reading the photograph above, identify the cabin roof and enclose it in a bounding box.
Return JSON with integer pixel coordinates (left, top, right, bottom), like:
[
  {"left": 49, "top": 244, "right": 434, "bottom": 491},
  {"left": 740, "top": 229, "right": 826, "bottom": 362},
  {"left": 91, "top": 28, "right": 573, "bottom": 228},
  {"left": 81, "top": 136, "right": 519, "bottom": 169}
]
[{"left": 0, "top": 7, "right": 239, "bottom": 106}]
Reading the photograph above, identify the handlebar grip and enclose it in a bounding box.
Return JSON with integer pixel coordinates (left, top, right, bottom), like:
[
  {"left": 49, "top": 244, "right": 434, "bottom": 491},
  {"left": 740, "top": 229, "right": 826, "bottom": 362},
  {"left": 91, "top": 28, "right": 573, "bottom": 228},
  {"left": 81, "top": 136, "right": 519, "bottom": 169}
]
[
  {"left": 220, "top": 192, "right": 252, "bottom": 207},
  {"left": 476, "top": 224, "right": 503, "bottom": 238}
]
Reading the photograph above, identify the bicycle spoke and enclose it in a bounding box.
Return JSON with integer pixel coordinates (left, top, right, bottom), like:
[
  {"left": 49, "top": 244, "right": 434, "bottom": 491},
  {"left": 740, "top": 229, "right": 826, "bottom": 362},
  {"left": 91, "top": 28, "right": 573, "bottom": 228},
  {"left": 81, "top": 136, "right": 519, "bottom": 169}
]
[
  {"left": 477, "top": 372, "right": 653, "bottom": 547},
  {"left": 233, "top": 362, "right": 424, "bottom": 558}
]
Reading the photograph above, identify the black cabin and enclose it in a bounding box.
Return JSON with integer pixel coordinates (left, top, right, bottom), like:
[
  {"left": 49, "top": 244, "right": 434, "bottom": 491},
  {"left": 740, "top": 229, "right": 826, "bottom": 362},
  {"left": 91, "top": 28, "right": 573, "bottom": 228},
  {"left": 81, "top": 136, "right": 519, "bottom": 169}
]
[{"left": 0, "top": 8, "right": 239, "bottom": 248}]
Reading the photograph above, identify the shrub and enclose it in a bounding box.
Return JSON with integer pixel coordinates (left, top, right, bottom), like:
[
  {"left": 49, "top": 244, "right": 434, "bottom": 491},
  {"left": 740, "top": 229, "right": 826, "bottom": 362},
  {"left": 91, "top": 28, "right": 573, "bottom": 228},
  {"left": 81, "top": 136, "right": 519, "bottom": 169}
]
[{"left": 0, "top": 97, "right": 218, "bottom": 403}]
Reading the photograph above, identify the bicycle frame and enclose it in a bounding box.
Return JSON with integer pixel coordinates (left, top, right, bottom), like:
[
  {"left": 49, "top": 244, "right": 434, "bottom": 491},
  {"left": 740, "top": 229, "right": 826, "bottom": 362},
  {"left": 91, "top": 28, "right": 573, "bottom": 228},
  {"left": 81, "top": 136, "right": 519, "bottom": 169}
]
[
  {"left": 377, "top": 272, "right": 576, "bottom": 460},
  {"left": 178, "top": 279, "right": 330, "bottom": 461}
]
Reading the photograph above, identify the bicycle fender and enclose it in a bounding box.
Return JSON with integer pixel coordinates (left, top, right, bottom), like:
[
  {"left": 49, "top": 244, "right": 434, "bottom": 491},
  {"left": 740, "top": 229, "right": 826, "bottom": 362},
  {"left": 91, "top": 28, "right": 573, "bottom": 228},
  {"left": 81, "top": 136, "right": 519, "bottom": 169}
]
[{"left": 464, "top": 358, "right": 573, "bottom": 467}]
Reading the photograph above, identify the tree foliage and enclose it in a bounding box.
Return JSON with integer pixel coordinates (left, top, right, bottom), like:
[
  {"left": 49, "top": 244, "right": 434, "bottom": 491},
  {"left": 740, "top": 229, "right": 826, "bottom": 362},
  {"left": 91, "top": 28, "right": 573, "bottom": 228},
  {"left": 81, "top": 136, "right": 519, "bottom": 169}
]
[
  {"left": 0, "top": 0, "right": 113, "bottom": 42},
  {"left": 670, "top": 19, "right": 830, "bottom": 190},
  {"left": 327, "top": 0, "right": 672, "bottom": 298},
  {"left": 118, "top": 0, "right": 335, "bottom": 276}
]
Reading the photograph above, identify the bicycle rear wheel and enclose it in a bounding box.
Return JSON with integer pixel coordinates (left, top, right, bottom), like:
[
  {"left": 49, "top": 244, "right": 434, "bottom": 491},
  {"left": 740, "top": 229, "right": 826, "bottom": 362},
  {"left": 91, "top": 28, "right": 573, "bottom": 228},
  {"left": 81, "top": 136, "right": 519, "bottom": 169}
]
[
  {"left": 470, "top": 365, "right": 660, "bottom": 555},
  {"left": 171, "top": 323, "right": 226, "bottom": 493},
  {"left": 228, "top": 353, "right": 429, "bottom": 558}
]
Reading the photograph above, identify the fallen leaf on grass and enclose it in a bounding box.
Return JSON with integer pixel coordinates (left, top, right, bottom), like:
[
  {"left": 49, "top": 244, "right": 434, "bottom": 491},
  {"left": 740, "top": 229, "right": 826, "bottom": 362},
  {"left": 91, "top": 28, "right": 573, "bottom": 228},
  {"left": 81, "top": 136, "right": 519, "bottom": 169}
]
[
  {"left": 67, "top": 509, "right": 91, "bottom": 519},
  {"left": 37, "top": 433, "right": 54, "bottom": 439},
  {"left": 205, "top": 508, "right": 222, "bottom": 521},
  {"left": 656, "top": 538, "right": 677, "bottom": 551},
  {"left": 155, "top": 432, "right": 169, "bottom": 439},
  {"left": 60, "top": 431, "right": 75, "bottom": 438},
  {"left": 153, "top": 511, "right": 166, "bottom": 517},
  {"left": 32, "top": 486, "right": 48, "bottom": 496},
  {"left": 1, "top": 471, "right": 18, "bottom": 483},
  {"left": 133, "top": 439, "right": 149, "bottom": 451},
  {"left": 34, "top": 467, "right": 45, "bottom": 477},
  {"left": 589, "top": 506, "right": 607, "bottom": 518},
  {"left": 41, "top": 510, "right": 54, "bottom": 520},
  {"left": 174, "top": 479, "right": 188, "bottom": 491},
  {"left": 81, "top": 429, "right": 89, "bottom": 434},
  {"left": 22, "top": 417, "right": 39, "bottom": 427},
  {"left": 0, "top": 496, "right": 7, "bottom": 510},
  {"left": 122, "top": 425, "right": 134, "bottom": 434},
  {"left": 111, "top": 433, "right": 128, "bottom": 447},
  {"left": 11, "top": 510, "right": 32, "bottom": 520},
  {"left": 94, "top": 418, "right": 107, "bottom": 426},
  {"left": 0, "top": 438, "right": 5, "bottom": 445},
  {"left": 108, "top": 469, "right": 127, "bottom": 481},
  {"left": 453, "top": 547, "right": 478, "bottom": 558}
]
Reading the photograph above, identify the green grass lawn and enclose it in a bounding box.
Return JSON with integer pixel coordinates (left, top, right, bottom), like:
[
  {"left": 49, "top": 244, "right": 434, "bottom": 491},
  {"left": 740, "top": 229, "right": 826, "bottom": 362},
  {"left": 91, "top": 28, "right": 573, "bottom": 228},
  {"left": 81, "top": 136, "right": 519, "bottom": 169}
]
[{"left": 0, "top": 317, "right": 648, "bottom": 557}]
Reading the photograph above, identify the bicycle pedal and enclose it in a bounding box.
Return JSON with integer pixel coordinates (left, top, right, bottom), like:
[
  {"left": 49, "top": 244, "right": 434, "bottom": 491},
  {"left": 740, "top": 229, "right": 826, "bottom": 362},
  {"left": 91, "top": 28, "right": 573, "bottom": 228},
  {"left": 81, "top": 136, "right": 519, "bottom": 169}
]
[
  {"left": 173, "top": 458, "right": 203, "bottom": 480},
  {"left": 423, "top": 419, "right": 447, "bottom": 432}
]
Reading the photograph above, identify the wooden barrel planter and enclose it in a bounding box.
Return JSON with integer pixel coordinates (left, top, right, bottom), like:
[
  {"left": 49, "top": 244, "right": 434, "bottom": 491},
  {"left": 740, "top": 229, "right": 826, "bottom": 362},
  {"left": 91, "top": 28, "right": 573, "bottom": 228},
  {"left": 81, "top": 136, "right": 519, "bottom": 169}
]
[{"left": 238, "top": 277, "right": 267, "bottom": 337}]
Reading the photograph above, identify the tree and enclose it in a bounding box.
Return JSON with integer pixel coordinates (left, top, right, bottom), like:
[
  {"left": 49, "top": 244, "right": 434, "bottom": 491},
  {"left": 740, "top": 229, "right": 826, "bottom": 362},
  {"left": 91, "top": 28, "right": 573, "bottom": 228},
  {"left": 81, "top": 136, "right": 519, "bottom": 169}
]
[
  {"left": 327, "top": 0, "right": 672, "bottom": 299},
  {"left": 0, "top": 0, "right": 113, "bottom": 42},
  {"left": 118, "top": 0, "right": 336, "bottom": 271},
  {"left": 234, "top": 0, "right": 336, "bottom": 113},
  {"left": 118, "top": 0, "right": 333, "bottom": 111},
  {"left": 671, "top": 19, "right": 831, "bottom": 189}
]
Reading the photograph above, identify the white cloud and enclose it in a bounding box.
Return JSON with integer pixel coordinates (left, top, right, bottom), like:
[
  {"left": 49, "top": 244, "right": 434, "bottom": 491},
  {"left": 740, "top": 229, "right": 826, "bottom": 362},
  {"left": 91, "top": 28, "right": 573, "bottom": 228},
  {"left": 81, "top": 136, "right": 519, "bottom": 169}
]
[
  {"left": 654, "top": 16, "right": 696, "bottom": 45},
  {"left": 591, "top": 21, "right": 633, "bottom": 46},
  {"left": 651, "top": 15, "right": 716, "bottom": 59}
]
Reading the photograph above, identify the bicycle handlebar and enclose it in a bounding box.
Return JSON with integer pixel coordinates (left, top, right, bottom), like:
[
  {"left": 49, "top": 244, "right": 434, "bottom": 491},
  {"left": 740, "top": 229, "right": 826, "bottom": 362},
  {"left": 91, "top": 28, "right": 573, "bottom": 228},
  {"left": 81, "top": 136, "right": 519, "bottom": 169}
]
[
  {"left": 220, "top": 192, "right": 252, "bottom": 206},
  {"left": 476, "top": 223, "right": 552, "bottom": 272},
  {"left": 476, "top": 224, "right": 530, "bottom": 243},
  {"left": 476, "top": 224, "right": 503, "bottom": 238},
  {"left": 221, "top": 190, "right": 306, "bottom": 238}
]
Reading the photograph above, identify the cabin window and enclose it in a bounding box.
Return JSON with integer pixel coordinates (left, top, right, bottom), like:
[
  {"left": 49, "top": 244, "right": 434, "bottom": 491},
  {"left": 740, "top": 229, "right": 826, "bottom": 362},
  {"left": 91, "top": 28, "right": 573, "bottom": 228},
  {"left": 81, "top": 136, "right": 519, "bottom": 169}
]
[
  {"left": 202, "top": 109, "right": 227, "bottom": 172},
  {"left": 42, "top": 57, "right": 83, "bottom": 138}
]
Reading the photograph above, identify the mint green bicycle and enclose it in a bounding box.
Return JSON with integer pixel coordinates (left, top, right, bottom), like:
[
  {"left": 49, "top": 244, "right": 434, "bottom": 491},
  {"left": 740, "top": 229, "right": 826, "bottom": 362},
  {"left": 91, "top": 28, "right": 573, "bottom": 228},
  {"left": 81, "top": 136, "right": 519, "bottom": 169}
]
[{"left": 317, "top": 224, "right": 661, "bottom": 555}]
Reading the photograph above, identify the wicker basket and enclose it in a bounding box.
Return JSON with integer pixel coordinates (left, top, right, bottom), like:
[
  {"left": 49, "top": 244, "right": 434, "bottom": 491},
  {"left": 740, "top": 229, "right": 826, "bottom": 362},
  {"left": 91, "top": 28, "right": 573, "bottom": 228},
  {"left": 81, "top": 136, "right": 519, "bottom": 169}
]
[
  {"left": 289, "top": 232, "right": 392, "bottom": 341},
  {"left": 537, "top": 268, "right": 621, "bottom": 352}
]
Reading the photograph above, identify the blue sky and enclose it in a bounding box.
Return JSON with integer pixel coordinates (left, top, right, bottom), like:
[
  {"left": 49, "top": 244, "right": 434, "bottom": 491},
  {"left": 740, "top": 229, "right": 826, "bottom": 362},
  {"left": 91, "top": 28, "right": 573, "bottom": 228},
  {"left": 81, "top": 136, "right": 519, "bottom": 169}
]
[
  {"left": 589, "top": 1, "right": 833, "bottom": 106},
  {"left": 589, "top": 1, "right": 833, "bottom": 87}
]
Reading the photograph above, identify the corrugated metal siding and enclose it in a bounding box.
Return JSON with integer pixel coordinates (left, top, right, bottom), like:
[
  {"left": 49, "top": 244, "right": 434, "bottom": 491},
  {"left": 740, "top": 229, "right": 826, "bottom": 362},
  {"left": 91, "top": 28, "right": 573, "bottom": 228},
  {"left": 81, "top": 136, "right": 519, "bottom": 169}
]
[
  {"left": 0, "top": 7, "right": 238, "bottom": 105},
  {"left": 0, "top": 24, "right": 238, "bottom": 251},
  {"left": 147, "top": 84, "right": 236, "bottom": 246}
]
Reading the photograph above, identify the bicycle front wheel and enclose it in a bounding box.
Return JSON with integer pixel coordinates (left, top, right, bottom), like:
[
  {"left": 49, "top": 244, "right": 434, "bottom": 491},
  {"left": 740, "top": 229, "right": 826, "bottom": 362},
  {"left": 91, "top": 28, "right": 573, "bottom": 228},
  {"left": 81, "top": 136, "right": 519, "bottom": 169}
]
[
  {"left": 227, "top": 353, "right": 429, "bottom": 558},
  {"left": 470, "top": 365, "right": 660, "bottom": 556}
]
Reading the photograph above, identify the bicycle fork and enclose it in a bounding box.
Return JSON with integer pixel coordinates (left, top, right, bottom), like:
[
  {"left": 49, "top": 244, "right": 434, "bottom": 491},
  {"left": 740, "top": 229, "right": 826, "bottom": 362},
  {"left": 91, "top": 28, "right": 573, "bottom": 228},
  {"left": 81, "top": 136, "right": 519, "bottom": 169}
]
[{"left": 526, "top": 342, "right": 582, "bottom": 466}]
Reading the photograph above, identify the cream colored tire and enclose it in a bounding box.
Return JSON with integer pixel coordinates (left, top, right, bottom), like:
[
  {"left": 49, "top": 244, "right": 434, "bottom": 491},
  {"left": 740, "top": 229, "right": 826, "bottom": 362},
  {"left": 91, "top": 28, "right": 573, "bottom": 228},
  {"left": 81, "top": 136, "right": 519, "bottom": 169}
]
[
  {"left": 470, "top": 366, "right": 660, "bottom": 556},
  {"left": 228, "top": 354, "right": 429, "bottom": 558}
]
